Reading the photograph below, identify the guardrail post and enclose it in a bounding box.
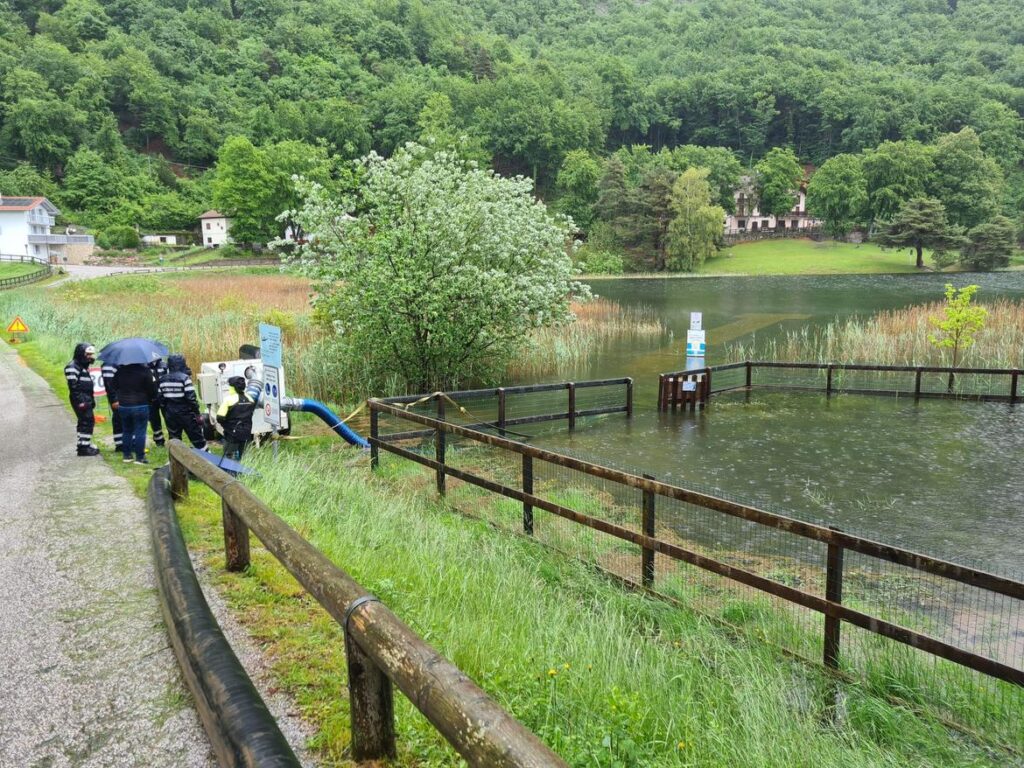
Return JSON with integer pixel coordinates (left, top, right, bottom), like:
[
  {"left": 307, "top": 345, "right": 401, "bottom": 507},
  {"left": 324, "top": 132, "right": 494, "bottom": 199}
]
[
  {"left": 369, "top": 407, "right": 380, "bottom": 470},
  {"left": 221, "top": 496, "right": 251, "bottom": 572},
  {"left": 169, "top": 452, "right": 189, "bottom": 499},
  {"left": 435, "top": 396, "right": 446, "bottom": 496},
  {"left": 641, "top": 474, "right": 656, "bottom": 587},
  {"left": 915, "top": 367, "right": 923, "bottom": 400},
  {"left": 497, "top": 387, "right": 507, "bottom": 434},
  {"left": 824, "top": 533, "right": 844, "bottom": 670},
  {"left": 345, "top": 627, "right": 397, "bottom": 761},
  {"left": 522, "top": 455, "right": 534, "bottom": 535},
  {"left": 826, "top": 364, "right": 834, "bottom": 397},
  {"left": 567, "top": 383, "right": 576, "bottom": 431},
  {"left": 1011, "top": 371, "right": 1019, "bottom": 405},
  {"left": 625, "top": 378, "right": 634, "bottom": 418}
]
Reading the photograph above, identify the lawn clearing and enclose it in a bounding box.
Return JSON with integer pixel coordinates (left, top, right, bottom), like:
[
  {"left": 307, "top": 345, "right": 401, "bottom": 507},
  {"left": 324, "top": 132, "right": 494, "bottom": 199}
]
[
  {"left": 0, "top": 262, "right": 42, "bottom": 279},
  {"left": 701, "top": 239, "right": 931, "bottom": 275}
]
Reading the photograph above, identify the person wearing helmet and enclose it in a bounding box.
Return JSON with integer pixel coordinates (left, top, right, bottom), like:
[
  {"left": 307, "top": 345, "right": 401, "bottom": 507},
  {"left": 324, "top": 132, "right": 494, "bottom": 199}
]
[
  {"left": 215, "top": 376, "right": 256, "bottom": 460},
  {"left": 65, "top": 343, "right": 99, "bottom": 456},
  {"left": 158, "top": 354, "right": 207, "bottom": 450}
]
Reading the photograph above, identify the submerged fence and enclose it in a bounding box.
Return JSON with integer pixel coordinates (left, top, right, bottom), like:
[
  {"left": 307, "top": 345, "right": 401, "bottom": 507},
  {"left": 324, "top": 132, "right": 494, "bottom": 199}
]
[
  {"left": 683, "top": 360, "right": 1024, "bottom": 402},
  {"left": 368, "top": 390, "right": 1024, "bottom": 750}
]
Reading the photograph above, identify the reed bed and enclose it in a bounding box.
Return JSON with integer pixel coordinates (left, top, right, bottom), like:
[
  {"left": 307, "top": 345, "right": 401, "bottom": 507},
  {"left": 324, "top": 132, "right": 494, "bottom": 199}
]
[
  {"left": 728, "top": 298, "right": 1024, "bottom": 368},
  {"left": 508, "top": 297, "right": 666, "bottom": 378}
]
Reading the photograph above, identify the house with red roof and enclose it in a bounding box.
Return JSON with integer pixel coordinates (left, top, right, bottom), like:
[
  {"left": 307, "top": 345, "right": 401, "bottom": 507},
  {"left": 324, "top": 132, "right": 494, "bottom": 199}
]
[{"left": 0, "top": 196, "right": 94, "bottom": 263}]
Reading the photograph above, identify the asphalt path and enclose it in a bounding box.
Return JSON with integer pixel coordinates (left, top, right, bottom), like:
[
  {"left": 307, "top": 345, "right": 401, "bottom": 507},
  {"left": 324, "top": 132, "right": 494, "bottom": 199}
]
[{"left": 0, "top": 342, "right": 214, "bottom": 766}]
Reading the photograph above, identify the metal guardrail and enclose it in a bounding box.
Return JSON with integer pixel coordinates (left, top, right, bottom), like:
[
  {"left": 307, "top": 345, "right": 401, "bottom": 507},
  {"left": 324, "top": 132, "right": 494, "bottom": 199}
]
[
  {"left": 166, "top": 441, "right": 567, "bottom": 767},
  {"left": 368, "top": 395, "right": 1024, "bottom": 691}
]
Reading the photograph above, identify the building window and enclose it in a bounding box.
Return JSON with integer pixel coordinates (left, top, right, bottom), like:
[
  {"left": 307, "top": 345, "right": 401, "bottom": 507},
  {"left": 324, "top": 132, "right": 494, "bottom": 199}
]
[
  {"left": 206, "top": 222, "right": 211, "bottom": 230},
  {"left": 207, "top": 236, "right": 212, "bottom": 244},
  {"left": 737, "top": 219, "right": 746, "bottom": 229}
]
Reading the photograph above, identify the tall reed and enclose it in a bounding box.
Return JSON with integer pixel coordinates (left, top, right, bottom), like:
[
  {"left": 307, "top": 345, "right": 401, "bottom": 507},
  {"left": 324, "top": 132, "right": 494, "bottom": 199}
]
[{"left": 728, "top": 299, "right": 1024, "bottom": 368}]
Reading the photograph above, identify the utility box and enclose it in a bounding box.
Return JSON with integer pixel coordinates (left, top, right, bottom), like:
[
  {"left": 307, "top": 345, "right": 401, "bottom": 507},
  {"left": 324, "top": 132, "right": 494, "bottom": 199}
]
[{"left": 198, "top": 358, "right": 289, "bottom": 436}]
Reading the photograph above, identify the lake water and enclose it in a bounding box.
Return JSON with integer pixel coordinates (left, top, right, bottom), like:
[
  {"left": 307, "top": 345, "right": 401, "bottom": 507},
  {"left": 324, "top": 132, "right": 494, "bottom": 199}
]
[{"left": 522, "top": 271, "right": 1024, "bottom": 576}]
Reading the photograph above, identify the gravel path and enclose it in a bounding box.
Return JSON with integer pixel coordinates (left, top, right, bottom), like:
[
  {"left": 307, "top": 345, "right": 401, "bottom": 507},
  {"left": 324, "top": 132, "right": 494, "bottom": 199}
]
[{"left": 0, "top": 341, "right": 216, "bottom": 766}]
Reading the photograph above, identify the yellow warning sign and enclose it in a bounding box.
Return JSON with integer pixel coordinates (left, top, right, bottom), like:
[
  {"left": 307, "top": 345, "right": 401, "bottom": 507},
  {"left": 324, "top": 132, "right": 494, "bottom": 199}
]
[{"left": 7, "top": 316, "right": 29, "bottom": 333}]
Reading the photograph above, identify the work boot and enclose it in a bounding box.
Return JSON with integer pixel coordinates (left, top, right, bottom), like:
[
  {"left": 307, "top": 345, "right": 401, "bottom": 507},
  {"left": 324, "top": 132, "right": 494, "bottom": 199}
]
[{"left": 77, "top": 445, "right": 100, "bottom": 456}]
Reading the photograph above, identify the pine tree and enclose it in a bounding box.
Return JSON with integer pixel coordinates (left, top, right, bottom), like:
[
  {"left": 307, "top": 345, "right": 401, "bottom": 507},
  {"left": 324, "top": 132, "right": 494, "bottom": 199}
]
[{"left": 874, "top": 197, "right": 966, "bottom": 269}]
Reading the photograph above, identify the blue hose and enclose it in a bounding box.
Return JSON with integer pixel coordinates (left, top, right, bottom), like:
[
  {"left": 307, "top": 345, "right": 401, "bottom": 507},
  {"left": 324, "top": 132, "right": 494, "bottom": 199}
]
[{"left": 285, "top": 398, "right": 369, "bottom": 448}]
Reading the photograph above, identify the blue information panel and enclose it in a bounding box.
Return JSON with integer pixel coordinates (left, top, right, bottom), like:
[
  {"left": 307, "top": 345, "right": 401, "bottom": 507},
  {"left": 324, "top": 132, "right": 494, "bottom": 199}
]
[
  {"left": 259, "top": 323, "right": 283, "bottom": 428},
  {"left": 259, "top": 323, "right": 282, "bottom": 368}
]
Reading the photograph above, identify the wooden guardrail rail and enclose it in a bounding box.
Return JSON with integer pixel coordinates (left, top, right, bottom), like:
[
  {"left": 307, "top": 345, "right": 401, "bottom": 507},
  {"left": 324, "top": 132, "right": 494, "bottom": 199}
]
[
  {"left": 0, "top": 263, "right": 51, "bottom": 289},
  {"left": 166, "top": 440, "right": 568, "bottom": 767}
]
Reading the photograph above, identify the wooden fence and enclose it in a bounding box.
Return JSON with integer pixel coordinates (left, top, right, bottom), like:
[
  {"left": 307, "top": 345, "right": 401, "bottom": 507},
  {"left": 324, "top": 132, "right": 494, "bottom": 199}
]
[
  {"left": 368, "top": 395, "right": 1024, "bottom": 692},
  {"left": 166, "top": 441, "right": 567, "bottom": 767}
]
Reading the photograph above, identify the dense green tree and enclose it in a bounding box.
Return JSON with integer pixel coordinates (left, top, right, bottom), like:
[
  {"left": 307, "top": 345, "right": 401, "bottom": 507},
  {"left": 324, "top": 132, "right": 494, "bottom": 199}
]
[
  {"left": 286, "top": 143, "right": 584, "bottom": 391},
  {"left": 60, "top": 148, "right": 122, "bottom": 214},
  {"left": 0, "top": 164, "right": 59, "bottom": 198},
  {"left": 861, "top": 140, "right": 934, "bottom": 227},
  {"left": 668, "top": 146, "right": 743, "bottom": 212},
  {"left": 665, "top": 167, "right": 726, "bottom": 271},
  {"left": 754, "top": 148, "right": 802, "bottom": 224},
  {"left": 211, "top": 136, "right": 277, "bottom": 245},
  {"left": 960, "top": 215, "right": 1016, "bottom": 271},
  {"left": 806, "top": 154, "right": 868, "bottom": 238},
  {"left": 927, "top": 129, "right": 1003, "bottom": 230},
  {"left": 874, "top": 197, "right": 966, "bottom": 269},
  {"left": 554, "top": 150, "right": 602, "bottom": 231}
]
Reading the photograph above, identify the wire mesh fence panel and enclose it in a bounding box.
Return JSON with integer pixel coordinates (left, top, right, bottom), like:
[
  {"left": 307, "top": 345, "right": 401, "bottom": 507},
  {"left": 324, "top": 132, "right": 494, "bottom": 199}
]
[
  {"left": 750, "top": 364, "right": 827, "bottom": 390},
  {"left": 708, "top": 364, "right": 748, "bottom": 392}
]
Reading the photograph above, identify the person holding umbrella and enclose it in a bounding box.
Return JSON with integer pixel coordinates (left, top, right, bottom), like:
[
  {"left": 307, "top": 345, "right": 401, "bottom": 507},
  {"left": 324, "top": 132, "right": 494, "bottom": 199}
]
[{"left": 98, "top": 338, "right": 168, "bottom": 465}]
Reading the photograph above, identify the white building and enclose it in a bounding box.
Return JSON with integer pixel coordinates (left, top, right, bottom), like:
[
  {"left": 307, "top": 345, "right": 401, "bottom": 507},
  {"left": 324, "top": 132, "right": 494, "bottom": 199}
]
[
  {"left": 0, "top": 196, "right": 94, "bottom": 263},
  {"left": 199, "top": 210, "right": 231, "bottom": 247},
  {"left": 723, "top": 173, "right": 822, "bottom": 235},
  {"left": 141, "top": 233, "right": 180, "bottom": 246}
]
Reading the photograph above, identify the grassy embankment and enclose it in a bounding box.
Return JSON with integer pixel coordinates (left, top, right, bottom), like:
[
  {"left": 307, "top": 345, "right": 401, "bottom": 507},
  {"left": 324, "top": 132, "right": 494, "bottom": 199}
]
[
  {"left": 728, "top": 298, "right": 1024, "bottom": 369},
  {"left": 4, "top": 271, "right": 1018, "bottom": 766},
  {"left": 0, "top": 262, "right": 41, "bottom": 278}
]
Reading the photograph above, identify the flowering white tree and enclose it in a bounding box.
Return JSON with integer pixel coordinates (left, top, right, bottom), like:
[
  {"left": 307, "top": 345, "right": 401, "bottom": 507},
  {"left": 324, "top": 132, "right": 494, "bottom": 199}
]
[{"left": 285, "top": 144, "right": 587, "bottom": 392}]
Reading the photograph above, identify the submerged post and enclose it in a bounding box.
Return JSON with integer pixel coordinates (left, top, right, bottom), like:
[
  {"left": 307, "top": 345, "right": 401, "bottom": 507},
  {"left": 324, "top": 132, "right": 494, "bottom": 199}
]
[
  {"left": 369, "top": 406, "right": 380, "bottom": 470},
  {"left": 1011, "top": 371, "right": 1019, "bottom": 405},
  {"left": 221, "top": 497, "right": 250, "bottom": 572},
  {"left": 625, "top": 378, "right": 634, "bottom": 418},
  {"left": 824, "top": 533, "right": 844, "bottom": 670},
  {"left": 435, "top": 396, "right": 446, "bottom": 496},
  {"left": 826, "top": 365, "right": 834, "bottom": 397},
  {"left": 745, "top": 361, "right": 752, "bottom": 389},
  {"left": 567, "top": 382, "right": 576, "bottom": 431},
  {"left": 641, "top": 474, "right": 656, "bottom": 587},
  {"left": 522, "top": 454, "right": 534, "bottom": 535},
  {"left": 914, "top": 367, "right": 923, "bottom": 400}
]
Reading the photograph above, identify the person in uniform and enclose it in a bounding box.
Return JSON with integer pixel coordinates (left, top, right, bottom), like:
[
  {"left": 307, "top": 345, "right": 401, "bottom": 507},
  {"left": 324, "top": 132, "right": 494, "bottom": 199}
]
[
  {"left": 65, "top": 343, "right": 99, "bottom": 456},
  {"left": 148, "top": 358, "right": 167, "bottom": 446},
  {"left": 101, "top": 361, "right": 122, "bottom": 452},
  {"left": 216, "top": 376, "right": 256, "bottom": 460},
  {"left": 158, "top": 355, "right": 207, "bottom": 449}
]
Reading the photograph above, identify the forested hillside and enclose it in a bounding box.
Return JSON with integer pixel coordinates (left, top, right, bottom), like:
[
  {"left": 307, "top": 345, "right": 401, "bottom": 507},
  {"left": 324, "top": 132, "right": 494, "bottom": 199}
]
[{"left": 0, "top": 0, "right": 1021, "bottom": 244}]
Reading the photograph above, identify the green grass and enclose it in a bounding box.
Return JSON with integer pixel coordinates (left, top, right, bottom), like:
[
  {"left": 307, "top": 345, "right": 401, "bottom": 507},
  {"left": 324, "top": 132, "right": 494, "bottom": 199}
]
[
  {"left": 0, "top": 262, "right": 42, "bottom": 278},
  {"left": 700, "top": 239, "right": 931, "bottom": 276}
]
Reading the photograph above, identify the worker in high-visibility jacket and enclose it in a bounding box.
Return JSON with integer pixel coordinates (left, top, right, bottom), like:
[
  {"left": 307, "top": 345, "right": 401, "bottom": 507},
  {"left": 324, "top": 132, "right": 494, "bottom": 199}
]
[{"left": 216, "top": 376, "right": 256, "bottom": 460}]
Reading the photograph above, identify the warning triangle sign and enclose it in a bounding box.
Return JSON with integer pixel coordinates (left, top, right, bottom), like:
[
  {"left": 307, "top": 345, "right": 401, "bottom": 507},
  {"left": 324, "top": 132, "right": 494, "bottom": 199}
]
[{"left": 7, "top": 316, "right": 29, "bottom": 333}]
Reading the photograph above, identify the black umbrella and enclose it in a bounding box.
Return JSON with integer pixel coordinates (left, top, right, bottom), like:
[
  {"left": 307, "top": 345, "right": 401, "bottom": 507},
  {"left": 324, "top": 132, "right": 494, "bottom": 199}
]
[{"left": 97, "top": 337, "right": 169, "bottom": 366}]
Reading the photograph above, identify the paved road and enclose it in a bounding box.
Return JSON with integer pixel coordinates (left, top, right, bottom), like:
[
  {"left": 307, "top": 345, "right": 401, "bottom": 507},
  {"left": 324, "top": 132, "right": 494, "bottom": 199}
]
[{"left": 0, "top": 342, "right": 216, "bottom": 767}]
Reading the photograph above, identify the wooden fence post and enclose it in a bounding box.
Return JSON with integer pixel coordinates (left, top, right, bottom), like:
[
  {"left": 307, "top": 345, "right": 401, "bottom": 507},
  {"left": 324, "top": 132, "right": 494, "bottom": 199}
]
[
  {"left": 625, "top": 378, "right": 634, "bottom": 418},
  {"left": 658, "top": 374, "right": 666, "bottom": 411},
  {"left": 824, "top": 533, "right": 844, "bottom": 670},
  {"left": 826, "top": 365, "right": 834, "bottom": 397},
  {"left": 1011, "top": 371, "right": 1019, "bottom": 405},
  {"left": 369, "top": 407, "right": 380, "bottom": 470},
  {"left": 567, "top": 383, "right": 576, "bottom": 431},
  {"left": 169, "top": 452, "right": 189, "bottom": 499},
  {"left": 345, "top": 617, "right": 397, "bottom": 761},
  {"left": 435, "top": 396, "right": 446, "bottom": 496},
  {"left": 745, "top": 361, "right": 752, "bottom": 389},
  {"left": 222, "top": 496, "right": 250, "bottom": 572},
  {"left": 641, "top": 474, "right": 656, "bottom": 587},
  {"left": 914, "top": 367, "right": 923, "bottom": 400},
  {"left": 497, "top": 387, "right": 507, "bottom": 435},
  {"left": 522, "top": 455, "right": 534, "bottom": 535}
]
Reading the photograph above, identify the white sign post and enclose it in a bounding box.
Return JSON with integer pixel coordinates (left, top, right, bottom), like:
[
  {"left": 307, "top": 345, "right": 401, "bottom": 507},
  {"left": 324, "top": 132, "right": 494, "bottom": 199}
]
[{"left": 259, "top": 323, "right": 283, "bottom": 430}]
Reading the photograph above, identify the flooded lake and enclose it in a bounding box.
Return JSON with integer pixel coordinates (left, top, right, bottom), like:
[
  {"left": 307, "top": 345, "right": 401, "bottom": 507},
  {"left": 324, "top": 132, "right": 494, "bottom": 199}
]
[{"left": 521, "top": 271, "right": 1024, "bottom": 576}]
